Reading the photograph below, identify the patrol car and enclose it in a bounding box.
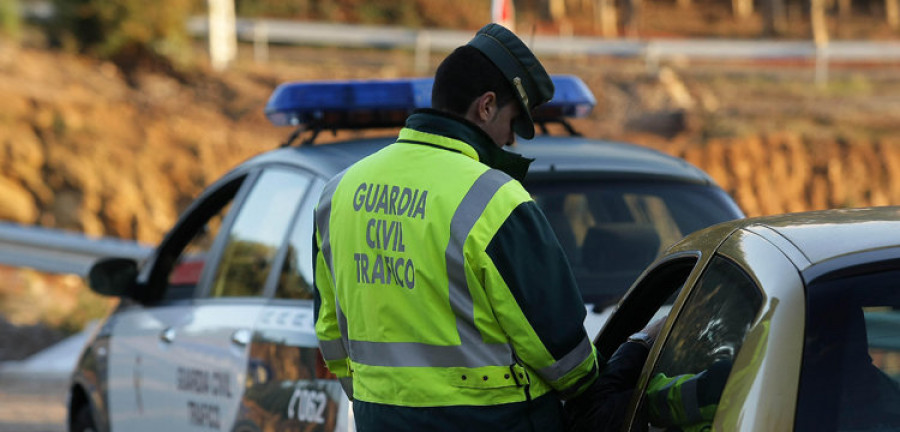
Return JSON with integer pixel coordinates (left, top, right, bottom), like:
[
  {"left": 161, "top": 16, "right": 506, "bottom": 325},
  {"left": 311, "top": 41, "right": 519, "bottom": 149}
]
[
  {"left": 68, "top": 76, "right": 743, "bottom": 432},
  {"left": 595, "top": 206, "right": 900, "bottom": 430}
]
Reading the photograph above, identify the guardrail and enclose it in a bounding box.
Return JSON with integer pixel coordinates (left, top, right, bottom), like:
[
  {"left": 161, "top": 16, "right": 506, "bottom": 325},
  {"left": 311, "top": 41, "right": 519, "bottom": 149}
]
[
  {"left": 0, "top": 222, "right": 151, "bottom": 276},
  {"left": 186, "top": 16, "right": 900, "bottom": 61},
  {"left": 186, "top": 16, "right": 900, "bottom": 84}
]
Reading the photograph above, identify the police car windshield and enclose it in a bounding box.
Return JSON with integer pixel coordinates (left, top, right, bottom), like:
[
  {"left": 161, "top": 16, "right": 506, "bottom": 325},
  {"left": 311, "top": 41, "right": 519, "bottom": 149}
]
[{"left": 527, "top": 179, "right": 740, "bottom": 306}]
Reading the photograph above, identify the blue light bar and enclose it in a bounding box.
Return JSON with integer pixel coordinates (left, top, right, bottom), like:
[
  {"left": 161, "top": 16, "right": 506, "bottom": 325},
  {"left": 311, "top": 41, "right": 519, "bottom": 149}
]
[
  {"left": 266, "top": 78, "right": 433, "bottom": 128},
  {"left": 265, "top": 75, "right": 595, "bottom": 130},
  {"left": 534, "top": 75, "right": 597, "bottom": 120}
]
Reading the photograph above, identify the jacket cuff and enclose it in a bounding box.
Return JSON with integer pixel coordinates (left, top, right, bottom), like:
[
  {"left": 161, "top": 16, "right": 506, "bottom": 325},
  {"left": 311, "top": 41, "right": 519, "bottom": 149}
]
[
  {"left": 551, "top": 343, "right": 602, "bottom": 400},
  {"left": 324, "top": 358, "right": 352, "bottom": 378}
]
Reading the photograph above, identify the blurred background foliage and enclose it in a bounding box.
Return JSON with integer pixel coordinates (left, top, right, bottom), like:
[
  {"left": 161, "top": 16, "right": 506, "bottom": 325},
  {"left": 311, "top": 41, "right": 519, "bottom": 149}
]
[
  {"left": 2, "top": 0, "right": 896, "bottom": 72},
  {"left": 46, "top": 0, "right": 202, "bottom": 76},
  {"left": 0, "top": 0, "right": 19, "bottom": 40}
]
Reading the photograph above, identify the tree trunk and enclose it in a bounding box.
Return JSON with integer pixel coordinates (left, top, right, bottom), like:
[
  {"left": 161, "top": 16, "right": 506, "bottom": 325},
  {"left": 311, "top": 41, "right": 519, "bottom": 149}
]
[
  {"left": 621, "top": 0, "right": 642, "bottom": 36},
  {"left": 811, "top": 0, "right": 829, "bottom": 47},
  {"left": 594, "top": 0, "right": 618, "bottom": 37},
  {"left": 733, "top": 0, "right": 754, "bottom": 19},
  {"left": 888, "top": 0, "right": 900, "bottom": 30},
  {"left": 811, "top": 0, "right": 830, "bottom": 87},
  {"left": 550, "top": 0, "right": 567, "bottom": 21},
  {"left": 838, "top": 0, "right": 852, "bottom": 19},
  {"left": 762, "top": 0, "right": 787, "bottom": 35}
]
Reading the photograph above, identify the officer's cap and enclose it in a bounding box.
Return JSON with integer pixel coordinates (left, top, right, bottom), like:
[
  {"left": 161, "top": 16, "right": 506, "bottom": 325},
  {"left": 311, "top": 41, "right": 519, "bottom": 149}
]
[{"left": 467, "top": 23, "right": 554, "bottom": 139}]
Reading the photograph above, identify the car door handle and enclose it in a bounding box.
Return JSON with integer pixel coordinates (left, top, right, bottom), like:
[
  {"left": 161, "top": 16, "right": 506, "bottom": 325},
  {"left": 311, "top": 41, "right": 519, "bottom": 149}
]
[
  {"left": 160, "top": 327, "right": 176, "bottom": 344},
  {"left": 231, "top": 329, "right": 252, "bottom": 347}
]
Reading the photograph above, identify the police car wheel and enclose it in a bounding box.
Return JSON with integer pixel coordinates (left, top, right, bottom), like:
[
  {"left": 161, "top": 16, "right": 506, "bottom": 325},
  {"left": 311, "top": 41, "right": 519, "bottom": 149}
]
[
  {"left": 71, "top": 404, "right": 96, "bottom": 432},
  {"left": 232, "top": 420, "right": 262, "bottom": 432}
]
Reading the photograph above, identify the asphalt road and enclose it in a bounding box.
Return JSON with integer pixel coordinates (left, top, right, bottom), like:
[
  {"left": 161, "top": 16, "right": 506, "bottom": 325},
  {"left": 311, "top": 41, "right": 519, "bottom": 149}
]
[
  {"left": 0, "top": 375, "right": 67, "bottom": 432},
  {"left": 0, "top": 326, "right": 94, "bottom": 432}
]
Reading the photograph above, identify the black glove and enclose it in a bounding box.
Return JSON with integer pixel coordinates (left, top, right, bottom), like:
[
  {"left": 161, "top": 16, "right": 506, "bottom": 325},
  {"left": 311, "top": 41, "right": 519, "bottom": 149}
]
[
  {"left": 697, "top": 358, "right": 733, "bottom": 407},
  {"left": 564, "top": 342, "right": 651, "bottom": 432}
]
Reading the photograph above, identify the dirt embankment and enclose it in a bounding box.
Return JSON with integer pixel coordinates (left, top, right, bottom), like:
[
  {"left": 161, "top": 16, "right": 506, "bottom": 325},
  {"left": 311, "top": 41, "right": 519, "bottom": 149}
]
[
  {"left": 1, "top": 40, "right": 900, "bottom": 336},
  {"left": 0, "top": 42, "right": 282, "bottom": 242}
]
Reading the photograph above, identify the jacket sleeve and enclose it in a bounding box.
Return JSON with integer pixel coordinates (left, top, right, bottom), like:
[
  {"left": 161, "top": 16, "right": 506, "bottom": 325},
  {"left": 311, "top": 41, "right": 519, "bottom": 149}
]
[
  {"left": 313, "top": 211, "right": 352, "bottom": 380},
  {"left": 565, "top": 341, "right": 651, "bottom": 432},
  {"left": 645, "top": 358, "right": 732, "bottom": 428},
  {"left": 484, "top": 199, "right": 599, "bottom": 399}
]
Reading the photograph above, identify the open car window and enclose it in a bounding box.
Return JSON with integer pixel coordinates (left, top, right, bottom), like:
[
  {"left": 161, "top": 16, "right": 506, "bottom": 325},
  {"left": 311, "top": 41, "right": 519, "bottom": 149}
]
[
  {"left": 633, "top": 255, "right": 763, "bottom": 431},
  {"left": 594, "top": 256, "right": 698, "bottom": 360}
]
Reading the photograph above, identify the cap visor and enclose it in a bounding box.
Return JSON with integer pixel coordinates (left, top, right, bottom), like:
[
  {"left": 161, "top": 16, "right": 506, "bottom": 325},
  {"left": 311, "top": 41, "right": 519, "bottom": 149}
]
[{"left": 514, "top": 111, "right": 535, "bottom": 139}]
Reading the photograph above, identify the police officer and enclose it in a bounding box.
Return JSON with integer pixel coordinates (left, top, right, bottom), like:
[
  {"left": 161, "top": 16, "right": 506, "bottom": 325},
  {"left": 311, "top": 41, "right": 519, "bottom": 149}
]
[{"left": 313, "top": 23, "right": 600, "bottom": 431}]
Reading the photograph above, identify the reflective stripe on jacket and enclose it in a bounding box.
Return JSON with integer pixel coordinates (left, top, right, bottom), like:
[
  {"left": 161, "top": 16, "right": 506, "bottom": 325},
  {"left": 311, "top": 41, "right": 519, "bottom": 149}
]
[
  {"left": 647, "top": 372, "right": 717, "bottom": 431},
  {"left": 313, "top": 110, "right": 598, "bottom": 408}
]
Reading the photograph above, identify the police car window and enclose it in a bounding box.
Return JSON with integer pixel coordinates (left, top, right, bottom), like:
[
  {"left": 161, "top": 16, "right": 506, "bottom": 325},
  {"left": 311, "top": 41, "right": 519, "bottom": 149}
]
[
  {"left": 636, "top": 255, "right": 762, "bottom": 431},
  {"left": 210, "top": 169, "right": 311, "bottom": 298},
  {"left": 275, "top": 178, "right": 325, "bottom": 300},
  {"left": 797, "top": 267, "right": 900, "bottom": 431},
  {"left": 529, "top": 181, "right": 739, "bottom": 307},
  {"left": 165, "top": 202, "right": 234, "bottom": 301}
]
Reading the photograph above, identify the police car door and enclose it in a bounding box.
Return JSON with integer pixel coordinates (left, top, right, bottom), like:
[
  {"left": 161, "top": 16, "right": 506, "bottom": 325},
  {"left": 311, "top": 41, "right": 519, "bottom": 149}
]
[
  {"left": 242, "top": 177, "right": 352, "bottom": 431},
  {"left": 107, "top": 167, "right": 312, "bottom": 431}
]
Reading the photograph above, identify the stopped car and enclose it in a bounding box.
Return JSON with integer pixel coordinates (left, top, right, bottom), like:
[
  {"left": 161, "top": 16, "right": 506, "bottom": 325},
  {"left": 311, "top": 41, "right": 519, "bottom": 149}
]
[
  {"left": 68, "top": 76, "right": 743, "bottom": 432},
  {"left": 595, "top": 206, "right": 900, "bottom": 431}
]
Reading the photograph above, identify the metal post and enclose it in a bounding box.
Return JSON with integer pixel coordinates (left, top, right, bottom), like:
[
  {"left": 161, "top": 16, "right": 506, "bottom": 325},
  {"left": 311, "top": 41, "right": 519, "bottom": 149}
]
[
  {"left": 414, "top": 31, "right": 431, "bottom": 75},
  {"left": 811, "top": 0, "right": 829, "bottom": 88},
  {"left": 207, "top": 0, "right": 237, "bottom": 71},
  {"left": 644, "top": 41, "right": 660, "bottom": 75},
  {"left": 254, "top": 20, "right": 269, "bottom": 64},
  {"left": 815, "top": 45, "right": 829, "bottom": 89}
]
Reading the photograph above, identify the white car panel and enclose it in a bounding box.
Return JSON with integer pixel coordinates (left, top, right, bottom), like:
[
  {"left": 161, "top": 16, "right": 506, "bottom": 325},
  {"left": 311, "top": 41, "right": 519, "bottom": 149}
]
[{"left": 109, "top": 303, "right": 263, "bottom": 431}]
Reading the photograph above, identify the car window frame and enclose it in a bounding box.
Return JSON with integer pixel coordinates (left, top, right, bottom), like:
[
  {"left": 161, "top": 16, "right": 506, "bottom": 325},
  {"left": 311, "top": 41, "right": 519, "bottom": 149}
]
[
  {"left": 632, "top": 253, "right": 764, "bottom": 430},
  {"left": 593, "top": 252, "right": 701, "bottom": 359},
  {"left": 186, "top": 168, "right": 262, "bottom": 300},
  {"left": 189, "top": 163, "right": 321, "bottom": 302},
  {"left": 621, "top": 228, "right": 806, "bottom": 431},
  {"left": 261, "top": 174, "right": 324, "bottom": 301},
  {"left": 200, "top": 166, "right": 315, "bottom": 300},
  {"left": 139, "top": 169, "right": 255, "bottom": 303}
]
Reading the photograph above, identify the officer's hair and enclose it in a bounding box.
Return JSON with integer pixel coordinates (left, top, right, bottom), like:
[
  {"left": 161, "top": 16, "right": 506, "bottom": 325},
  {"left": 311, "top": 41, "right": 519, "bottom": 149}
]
[{"left": 432, "top": 45, "right": 516, "bottom": 116}]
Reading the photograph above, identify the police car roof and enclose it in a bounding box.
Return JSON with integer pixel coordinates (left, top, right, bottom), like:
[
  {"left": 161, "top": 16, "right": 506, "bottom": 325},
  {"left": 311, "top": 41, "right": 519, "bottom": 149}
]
[{"left": 244, "top": 134, "right": 716, "bottom": 186}]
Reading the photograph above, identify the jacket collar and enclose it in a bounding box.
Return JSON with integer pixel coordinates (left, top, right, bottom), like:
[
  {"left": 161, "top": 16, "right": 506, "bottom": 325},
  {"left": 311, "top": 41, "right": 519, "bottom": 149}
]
[{"left": 402, "top": 109, "right": 533, "bottom": 181}]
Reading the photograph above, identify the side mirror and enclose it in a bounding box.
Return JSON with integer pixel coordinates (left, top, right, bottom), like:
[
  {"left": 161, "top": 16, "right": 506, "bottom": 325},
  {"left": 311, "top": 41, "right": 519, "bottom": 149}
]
[{"left": 88, "top": 257, "right": 138, "bottom": 298}]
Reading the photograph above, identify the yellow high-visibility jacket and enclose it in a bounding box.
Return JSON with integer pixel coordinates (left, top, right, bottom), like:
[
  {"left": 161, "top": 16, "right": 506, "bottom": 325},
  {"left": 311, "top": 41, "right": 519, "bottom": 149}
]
[{"left": 313, "top": 110, "right": 598, "bottom": 426}]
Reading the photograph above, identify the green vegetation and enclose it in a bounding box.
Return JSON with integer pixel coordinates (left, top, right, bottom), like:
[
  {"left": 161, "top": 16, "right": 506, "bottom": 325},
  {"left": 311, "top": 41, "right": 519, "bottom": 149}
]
[
  {"left": 0, "top": 0, "right": 20, "bottom": 40},
  {"left": 49, "top": 0, "right": 200, "bottom": 68},
  {"left": 234, "top": 0, "right": 487, "bottom": 28}
]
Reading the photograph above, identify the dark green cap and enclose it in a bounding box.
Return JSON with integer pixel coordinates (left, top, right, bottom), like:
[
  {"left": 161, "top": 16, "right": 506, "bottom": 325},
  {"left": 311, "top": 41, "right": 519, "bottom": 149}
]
[{"left": 467, "top": 23, "right": 554, "bottom": 139}]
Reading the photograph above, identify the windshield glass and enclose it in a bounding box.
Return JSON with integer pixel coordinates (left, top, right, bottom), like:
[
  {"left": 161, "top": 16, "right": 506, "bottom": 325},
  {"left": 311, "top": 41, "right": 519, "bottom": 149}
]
[
  {"left": 797, "top": 267, "right": 900, "bottom": 431},
  {"left": 526, "top": 180, "right": 741, "bottom": 306}
]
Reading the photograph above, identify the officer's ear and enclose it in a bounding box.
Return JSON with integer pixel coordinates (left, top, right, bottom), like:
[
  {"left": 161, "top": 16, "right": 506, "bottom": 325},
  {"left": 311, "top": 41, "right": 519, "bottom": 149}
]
[{"left": 470, "top": 91, "right": 498, "bottom": 124}]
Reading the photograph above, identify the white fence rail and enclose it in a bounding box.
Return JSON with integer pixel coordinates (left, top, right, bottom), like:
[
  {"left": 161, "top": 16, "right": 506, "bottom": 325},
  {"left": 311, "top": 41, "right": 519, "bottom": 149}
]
[{"left": 186, "top": 17, "right": 900, "bottom": 62}]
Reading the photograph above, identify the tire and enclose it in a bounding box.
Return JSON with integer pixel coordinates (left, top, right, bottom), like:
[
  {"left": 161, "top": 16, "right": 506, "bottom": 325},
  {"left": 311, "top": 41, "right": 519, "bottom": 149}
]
[
  {"left": 232, "top": 420, "right": 262, "bottom": 432},
  {"left": 71, "top": 404, "right": 97, "bottom": 432}
]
